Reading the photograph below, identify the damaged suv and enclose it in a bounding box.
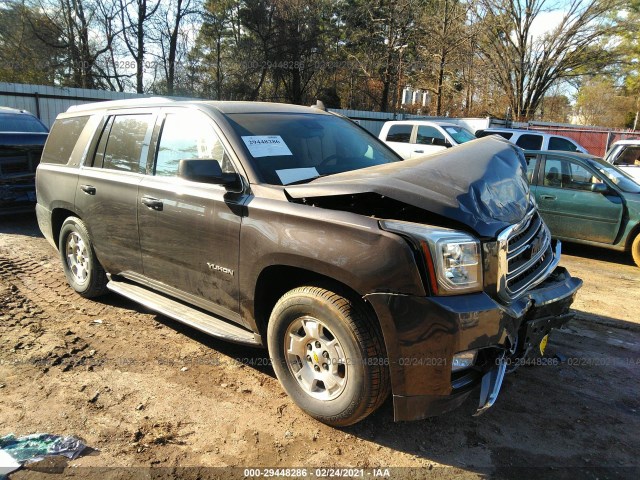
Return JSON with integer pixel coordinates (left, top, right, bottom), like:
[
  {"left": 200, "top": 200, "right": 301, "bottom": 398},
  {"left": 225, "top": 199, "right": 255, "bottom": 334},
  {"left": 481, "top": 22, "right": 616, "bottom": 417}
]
[{"left": 36, "top": 99, "right": 582, "bottom": 426}]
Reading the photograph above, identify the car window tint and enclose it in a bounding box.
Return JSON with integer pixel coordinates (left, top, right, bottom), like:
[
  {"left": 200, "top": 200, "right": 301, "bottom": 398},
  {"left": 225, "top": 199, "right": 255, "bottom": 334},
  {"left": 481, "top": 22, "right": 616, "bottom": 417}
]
[
  {"left": 544, "top": 156, "right": 600, "bottom": 191},
  {"left": 615, "top": 146, "right": 640, "bottom": 166},
  {"left": 525, "top": 155, "right": 538, "bottom": 183},
  {"left": 41, "top": 116, "right": 90, "bottom": 165},
  {"left": 549, "top": 137, "right": 578, "bottom": 152},
  {"left": 476, "top": 131, "right": 513, "bottom": 140},
  {"left": 443, "top": 126, "right": 475, "bottom": 144},
  {"left": 515, "top": 134, "right": 543, "bottom": 150},
  {"left": 103, "top": 114, "right": 152, "bottom": 173},
  {"left": 92, "top": 116, "right": 114, "bottom": 168},
  {"left": 415, "top": 125, "right": 445, "bottom": 145},
  {"left": 386, "top": 124, "right": 412, "bottom": 143},
  {"left": 228, "top": 112, "right": 399, "bottom": 185},
  {"left": 155, "top": 113, "right": 234, "bottom": 177},
  {"left": 543, "top": 158, "right": 563, "bottom": 187}
]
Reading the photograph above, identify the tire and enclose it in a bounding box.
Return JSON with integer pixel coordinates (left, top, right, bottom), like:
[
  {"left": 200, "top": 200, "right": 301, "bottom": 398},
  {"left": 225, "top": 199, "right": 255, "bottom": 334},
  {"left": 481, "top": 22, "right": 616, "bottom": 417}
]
[
  {"left": 58, "top": 217, "right": 109, "bottom": 298},
  {"left": 267, "top": 285, "right": 390, "bottom": 426},
  {"left": 632, "top": 233, "right": 640, "bottom": 268}
]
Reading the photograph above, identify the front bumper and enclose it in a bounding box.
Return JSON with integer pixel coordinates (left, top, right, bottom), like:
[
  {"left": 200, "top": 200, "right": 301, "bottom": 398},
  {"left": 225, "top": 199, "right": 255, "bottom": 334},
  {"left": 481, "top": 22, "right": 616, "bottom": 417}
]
[
  {"left": 0, "top": 178, "right": 36, "bottom": 215},
  {"left": 364, "top": 266, "right": 582, "bottom": 421}
]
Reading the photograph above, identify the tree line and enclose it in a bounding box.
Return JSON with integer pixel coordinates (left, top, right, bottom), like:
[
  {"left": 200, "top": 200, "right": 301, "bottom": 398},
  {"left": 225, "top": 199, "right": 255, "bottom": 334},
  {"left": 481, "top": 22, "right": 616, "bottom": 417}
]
[{"left": 0, "top": 0, "right": 636, "bottom": 124}]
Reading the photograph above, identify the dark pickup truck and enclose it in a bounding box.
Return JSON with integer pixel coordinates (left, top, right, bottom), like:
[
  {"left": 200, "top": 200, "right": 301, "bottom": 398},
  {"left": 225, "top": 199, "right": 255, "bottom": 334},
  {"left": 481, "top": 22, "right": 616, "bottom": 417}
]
[
  {"left": 0, "top": 108, "right": 49, "bottom": 214},
  {"left": 36, "top": 99, "right": 582, "bottom": 426}
]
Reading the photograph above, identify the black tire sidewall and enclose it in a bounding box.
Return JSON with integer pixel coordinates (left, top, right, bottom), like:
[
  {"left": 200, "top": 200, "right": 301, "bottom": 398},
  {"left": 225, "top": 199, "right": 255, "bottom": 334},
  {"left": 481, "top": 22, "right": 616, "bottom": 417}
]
[
  {"left": 59, "top": 217, "right": 100, "bottom": 295},
  {"left": 268, "top": 293, "right": 368, "bottom": 422}
]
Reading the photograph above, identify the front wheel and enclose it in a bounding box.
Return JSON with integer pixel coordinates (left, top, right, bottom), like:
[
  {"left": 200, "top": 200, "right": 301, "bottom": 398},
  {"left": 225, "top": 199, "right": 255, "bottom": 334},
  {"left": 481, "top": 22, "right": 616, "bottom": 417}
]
[
  {"left": 267, "top": 285, "right": 390, "bottom": 426},
  {"left": 58, "top": 217, "right": 109, "bottom": 298}
]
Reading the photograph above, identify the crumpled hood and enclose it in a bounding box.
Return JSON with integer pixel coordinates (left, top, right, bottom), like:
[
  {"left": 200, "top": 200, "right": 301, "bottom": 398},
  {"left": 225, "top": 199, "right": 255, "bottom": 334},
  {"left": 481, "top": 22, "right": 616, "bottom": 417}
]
[{"left": 285, "top": 136, "right": 531, "bottom": 238}]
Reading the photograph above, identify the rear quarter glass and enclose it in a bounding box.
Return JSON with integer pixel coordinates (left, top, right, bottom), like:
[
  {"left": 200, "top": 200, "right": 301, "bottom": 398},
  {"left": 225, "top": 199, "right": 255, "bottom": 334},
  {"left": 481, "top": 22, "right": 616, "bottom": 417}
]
[{"left": 41, "top": 116, "right": 90, "bottom": 165}]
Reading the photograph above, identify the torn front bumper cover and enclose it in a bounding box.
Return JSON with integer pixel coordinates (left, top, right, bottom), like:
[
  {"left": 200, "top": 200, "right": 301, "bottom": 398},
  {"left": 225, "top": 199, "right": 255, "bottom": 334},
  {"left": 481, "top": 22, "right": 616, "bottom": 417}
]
[{"left": 366, "top": 266, "right": 582, "bottom": 422}]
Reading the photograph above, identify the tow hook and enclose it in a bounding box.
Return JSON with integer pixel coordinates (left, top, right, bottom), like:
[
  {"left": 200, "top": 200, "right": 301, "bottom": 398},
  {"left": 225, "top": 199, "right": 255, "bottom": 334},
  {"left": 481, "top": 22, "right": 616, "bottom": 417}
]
[{"left": 473, "top": 352, "right": 507, "bottom": 416}]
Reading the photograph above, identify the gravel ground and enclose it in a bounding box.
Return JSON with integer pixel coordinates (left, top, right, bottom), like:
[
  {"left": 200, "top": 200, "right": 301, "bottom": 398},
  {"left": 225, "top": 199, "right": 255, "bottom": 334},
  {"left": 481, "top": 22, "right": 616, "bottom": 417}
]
[{"left": 1, "top": 213, "right": 639, "bottom": 479}]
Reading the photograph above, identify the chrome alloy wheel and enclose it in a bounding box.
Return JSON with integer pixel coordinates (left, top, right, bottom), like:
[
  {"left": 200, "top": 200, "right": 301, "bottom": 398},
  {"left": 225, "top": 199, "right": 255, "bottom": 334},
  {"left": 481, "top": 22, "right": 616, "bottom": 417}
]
[
  {"left": 65, "top": 232, "right": 90, "bottom": 285},
  {"left": 285, "top": 316, "right": 348, "bottom": 400}
]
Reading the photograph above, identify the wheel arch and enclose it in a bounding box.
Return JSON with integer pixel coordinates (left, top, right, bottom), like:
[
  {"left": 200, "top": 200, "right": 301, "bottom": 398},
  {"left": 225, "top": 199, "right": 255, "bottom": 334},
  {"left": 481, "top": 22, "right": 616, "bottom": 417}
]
[
  {"left": 252, "top": 265, "right": 378, "bottom": 342},
  {"left": 51, "top": 207, "right": 80, "bottom": 250},
  {"left": 623, "top": 220, "right": 640, "bottom": 252}
]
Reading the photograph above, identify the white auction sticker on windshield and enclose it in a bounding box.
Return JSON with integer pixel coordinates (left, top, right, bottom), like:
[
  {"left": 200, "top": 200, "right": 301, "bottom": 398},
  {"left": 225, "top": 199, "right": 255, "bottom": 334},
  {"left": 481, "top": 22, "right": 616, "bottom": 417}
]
[
  {"left": 242, "top": 135, "right": 293, "bottom": 157},
  {"left": 276, "top": 167, "right": 319, "bottom": 185}
]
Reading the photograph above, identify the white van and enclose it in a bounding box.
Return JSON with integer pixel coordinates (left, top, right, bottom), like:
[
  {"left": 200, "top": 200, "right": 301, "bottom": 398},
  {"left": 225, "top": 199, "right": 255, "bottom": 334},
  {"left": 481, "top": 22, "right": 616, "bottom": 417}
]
[
  {"left": 475, "top": 128, "right": 589, "bottom": 154},
  {"left": 604, "top": 140, "right": 640, "bottom": 182},
  {"left": 378, "top": 120, "right": 476, "bottom": 159}
]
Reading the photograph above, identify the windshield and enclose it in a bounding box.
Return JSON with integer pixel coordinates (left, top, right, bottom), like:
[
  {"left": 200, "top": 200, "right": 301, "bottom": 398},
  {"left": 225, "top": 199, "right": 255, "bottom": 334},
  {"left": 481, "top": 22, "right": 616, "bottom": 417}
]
[
  {"left": 589, "top": 160, "right": 640, "bottom": 194},
  {"left": 0, "top": 114, "right": 48, "bottom": 133},
  {"left": 226, "top": 113, "right": 401, "bottom": 185},
  {"left": 443, "top": 126, "right": 476, "bottom": 144}
]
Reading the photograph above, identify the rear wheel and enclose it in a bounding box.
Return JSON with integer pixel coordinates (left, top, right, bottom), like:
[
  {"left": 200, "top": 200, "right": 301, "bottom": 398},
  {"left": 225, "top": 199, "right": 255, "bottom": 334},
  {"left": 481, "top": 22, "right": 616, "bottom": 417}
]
[
  {"left": 632, "top": 233, "right": 640, "bottom": 268},
  {"left": 59, "top": 217, "right": 109, "bottom": 298},
  {"left": 267, "top": 285, "right": 390, "bottom": 426}
]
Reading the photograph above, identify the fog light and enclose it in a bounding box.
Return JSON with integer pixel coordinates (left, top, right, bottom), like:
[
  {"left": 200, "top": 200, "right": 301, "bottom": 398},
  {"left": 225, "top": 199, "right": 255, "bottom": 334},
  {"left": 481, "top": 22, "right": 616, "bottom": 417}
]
[{"left": 452, "top": 350, "right": 478, "bottom": 372}]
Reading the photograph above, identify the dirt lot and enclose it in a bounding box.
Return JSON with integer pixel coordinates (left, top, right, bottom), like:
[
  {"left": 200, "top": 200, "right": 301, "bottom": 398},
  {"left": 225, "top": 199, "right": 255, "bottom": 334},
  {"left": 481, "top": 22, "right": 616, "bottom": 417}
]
[{"left": 1, "top": 213, "right": 639, "bottom": 479}]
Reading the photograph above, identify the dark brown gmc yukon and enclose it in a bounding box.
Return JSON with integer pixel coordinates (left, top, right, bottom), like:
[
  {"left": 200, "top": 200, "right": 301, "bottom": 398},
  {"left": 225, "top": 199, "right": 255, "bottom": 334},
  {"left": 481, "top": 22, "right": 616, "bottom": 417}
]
[{"left": 36, "top": 98, "right": 582, "bottom": 426}]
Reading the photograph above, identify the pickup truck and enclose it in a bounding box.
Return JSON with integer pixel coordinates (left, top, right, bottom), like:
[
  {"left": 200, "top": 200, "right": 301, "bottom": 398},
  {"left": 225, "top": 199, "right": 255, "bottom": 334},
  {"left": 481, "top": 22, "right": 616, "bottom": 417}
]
[
  {"left": 378, "top": 120, "right": 476, "bottom": 158},
  {"left": 604, "top": 139, "right": 640, "bottom": 182},
  {"left": 36, "top": 99, "right": 582, "bottom": 426}
]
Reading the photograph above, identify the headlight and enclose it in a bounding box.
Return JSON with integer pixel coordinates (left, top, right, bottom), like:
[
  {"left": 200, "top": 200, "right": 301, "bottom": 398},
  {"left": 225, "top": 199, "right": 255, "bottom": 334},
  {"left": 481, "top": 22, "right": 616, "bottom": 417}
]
[{"left": 380, "top": 220, "right": 482, "bottom": 295}]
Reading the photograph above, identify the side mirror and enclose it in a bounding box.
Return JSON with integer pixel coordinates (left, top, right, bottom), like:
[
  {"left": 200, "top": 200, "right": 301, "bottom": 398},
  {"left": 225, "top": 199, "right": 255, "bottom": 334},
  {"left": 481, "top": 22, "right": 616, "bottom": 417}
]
[
  {"left": 432, "top": 137, "right": 450, "bottom": 147},
  {"left": 178, "top": 159, "right": 239, "bottom": 188},
  {"left": 591, "top": 183, "right": 609, "bottom": 194}
]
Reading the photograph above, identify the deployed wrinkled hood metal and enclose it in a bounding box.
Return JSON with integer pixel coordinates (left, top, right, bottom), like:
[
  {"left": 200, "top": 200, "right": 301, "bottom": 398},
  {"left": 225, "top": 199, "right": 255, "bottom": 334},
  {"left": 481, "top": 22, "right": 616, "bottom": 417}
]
[{"left": 285, "top": 137, "right": 530, "bottom": 238}]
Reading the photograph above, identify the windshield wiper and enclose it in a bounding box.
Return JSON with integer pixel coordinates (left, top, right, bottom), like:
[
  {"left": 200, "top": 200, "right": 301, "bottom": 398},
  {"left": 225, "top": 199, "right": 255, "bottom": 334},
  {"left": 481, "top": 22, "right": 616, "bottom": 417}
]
[{"left": 286, "top": 174, "right": 331, "bottom": 185}]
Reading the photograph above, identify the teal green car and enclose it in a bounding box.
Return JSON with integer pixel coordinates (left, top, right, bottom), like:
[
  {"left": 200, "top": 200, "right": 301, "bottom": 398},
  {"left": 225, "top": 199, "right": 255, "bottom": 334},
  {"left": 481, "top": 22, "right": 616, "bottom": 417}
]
[{"left": 523, "top": 151, "right": 640, "bottom": 267}]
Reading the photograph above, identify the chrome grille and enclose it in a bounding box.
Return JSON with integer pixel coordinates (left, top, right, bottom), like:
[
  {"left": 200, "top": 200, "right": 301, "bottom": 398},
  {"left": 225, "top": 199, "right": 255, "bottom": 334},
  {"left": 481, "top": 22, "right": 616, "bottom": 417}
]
[{"left": 497, "top": 208, "right": 558, "bottom": 303}]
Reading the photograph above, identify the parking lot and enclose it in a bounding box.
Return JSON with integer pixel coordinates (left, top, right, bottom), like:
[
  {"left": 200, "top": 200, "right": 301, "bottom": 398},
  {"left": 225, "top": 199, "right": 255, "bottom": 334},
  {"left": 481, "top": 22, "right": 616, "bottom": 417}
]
[{"left": 1, "top": 213, "right": 639, "bottom": 479}]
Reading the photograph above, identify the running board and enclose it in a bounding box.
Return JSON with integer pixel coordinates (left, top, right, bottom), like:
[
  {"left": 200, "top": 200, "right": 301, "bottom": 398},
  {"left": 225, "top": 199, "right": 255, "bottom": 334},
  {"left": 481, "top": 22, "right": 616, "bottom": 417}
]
[{"left": 107, "top": 279, "right": 261, "bottom": 346}]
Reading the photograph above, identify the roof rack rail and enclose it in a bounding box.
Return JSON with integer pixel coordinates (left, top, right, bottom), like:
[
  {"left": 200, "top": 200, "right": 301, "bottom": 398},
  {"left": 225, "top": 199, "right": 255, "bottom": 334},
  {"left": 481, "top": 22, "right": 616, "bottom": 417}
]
[{"left": 66, "top": 96, "right": 175, "bottom": 113}]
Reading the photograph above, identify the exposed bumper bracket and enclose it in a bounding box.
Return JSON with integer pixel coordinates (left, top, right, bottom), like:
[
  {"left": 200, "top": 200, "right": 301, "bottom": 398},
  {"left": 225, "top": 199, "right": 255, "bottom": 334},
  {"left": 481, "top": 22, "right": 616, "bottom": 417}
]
[{"left": 473, "top": 353, "right": 507, "bottom": 416}]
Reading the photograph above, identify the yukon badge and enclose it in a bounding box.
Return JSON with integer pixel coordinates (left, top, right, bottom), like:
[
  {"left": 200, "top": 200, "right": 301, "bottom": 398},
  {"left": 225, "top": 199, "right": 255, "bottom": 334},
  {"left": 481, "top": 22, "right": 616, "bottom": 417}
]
[{"left": 207, "top": 262, "right": 234, "bottom": 276}]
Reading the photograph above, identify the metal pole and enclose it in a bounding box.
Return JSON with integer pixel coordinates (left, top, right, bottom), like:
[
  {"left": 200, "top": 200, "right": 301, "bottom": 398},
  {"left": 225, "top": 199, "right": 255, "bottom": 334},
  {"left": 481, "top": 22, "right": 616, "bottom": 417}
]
[{"left": 34, "top": 92, "right": 41, "bottom": 119}]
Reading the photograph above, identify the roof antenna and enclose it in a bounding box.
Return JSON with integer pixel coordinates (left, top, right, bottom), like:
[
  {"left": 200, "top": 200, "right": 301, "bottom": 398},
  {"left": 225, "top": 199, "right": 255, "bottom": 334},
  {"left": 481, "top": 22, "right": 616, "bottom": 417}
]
[{"left": 311, "top": 100, "right": 326, "bottom": 111}]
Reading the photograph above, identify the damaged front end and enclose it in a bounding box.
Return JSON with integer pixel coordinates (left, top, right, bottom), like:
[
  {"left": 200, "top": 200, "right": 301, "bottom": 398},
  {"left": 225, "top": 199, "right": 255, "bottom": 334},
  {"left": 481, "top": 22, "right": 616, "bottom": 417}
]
[{"left": 285, "top": 137, "right": 582, "bottom": 420}]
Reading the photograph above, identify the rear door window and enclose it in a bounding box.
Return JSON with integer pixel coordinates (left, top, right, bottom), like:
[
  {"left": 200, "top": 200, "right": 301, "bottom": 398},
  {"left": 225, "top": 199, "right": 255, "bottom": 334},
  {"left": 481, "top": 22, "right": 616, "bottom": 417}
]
[
  {"left": 524, "top": 154, "right": 539, "bottom": 183},
  {"left": 100, "top": 114, "right": 153, "bottom": 173},
  {"left": 549, "top": 136, "right": 579, "bottom": 152},
  {"left": 385, "top": 124, "right": 412, "bottom": 143},
  {"left": 515, "top": 134, "right": 543, "bottom": 150},
  {"left": 41, "top": 116, "right": 90, "bottom": 165}
]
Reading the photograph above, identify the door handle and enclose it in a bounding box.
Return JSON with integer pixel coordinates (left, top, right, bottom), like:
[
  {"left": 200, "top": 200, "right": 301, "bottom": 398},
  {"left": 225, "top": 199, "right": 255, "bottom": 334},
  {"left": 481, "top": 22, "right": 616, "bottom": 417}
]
[
  {"left": 540, "top": 195, "right": 556, "bottom": 200},
  {"left": 414, "top": 150, "right": 424, "bottom": 154},
  {"left": 80, "top": 184, "right": 96, "bottom": 195},
  {"left": 141, "top": 196, "right": 163, "bottom": 211}
]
